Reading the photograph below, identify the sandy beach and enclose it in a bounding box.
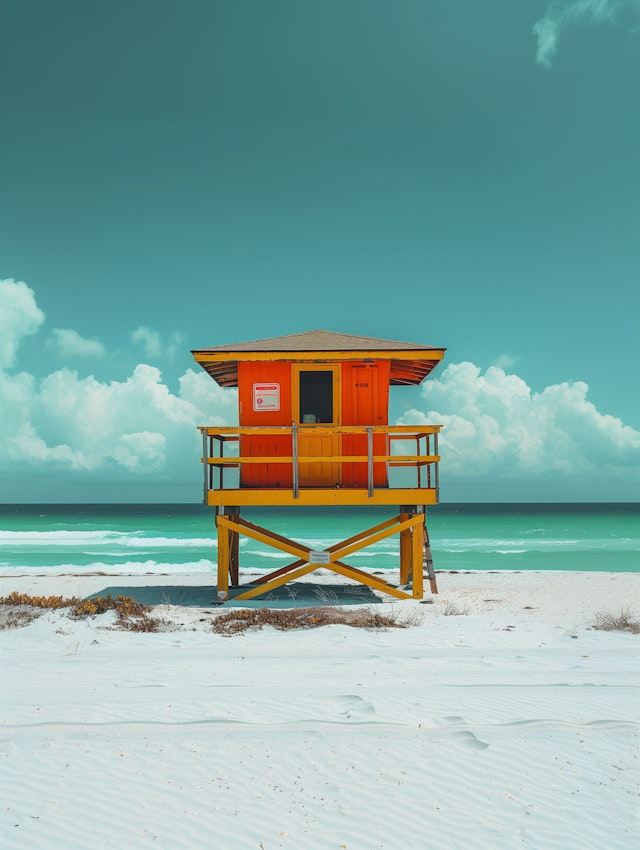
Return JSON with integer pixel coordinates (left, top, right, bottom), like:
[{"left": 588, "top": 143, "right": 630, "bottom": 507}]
[{"left": 1, "top": 569, "right": 638, "bottom": 849}]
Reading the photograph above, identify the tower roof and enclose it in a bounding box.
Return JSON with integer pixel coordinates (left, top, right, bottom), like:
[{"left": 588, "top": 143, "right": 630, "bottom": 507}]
[{"left": 192, "top": 330, "right": 445, "bottom": 386}]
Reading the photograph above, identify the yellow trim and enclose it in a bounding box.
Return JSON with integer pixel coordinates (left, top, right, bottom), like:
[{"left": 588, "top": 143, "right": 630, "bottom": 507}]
[
  {"left": 206, "top": 455, "right": 440, "bottom": 465},
  {"left": 291, "top": 363, "right": 342, "bottom": 426},
  {"left": 194, "top": 349, "right": 445, "bottom": 364},
  {"left": 200, "top": 424, "right": 442, "bottom": 435},
  {"left": 206, "top": 488, "right": 438, "bottom": 506}
]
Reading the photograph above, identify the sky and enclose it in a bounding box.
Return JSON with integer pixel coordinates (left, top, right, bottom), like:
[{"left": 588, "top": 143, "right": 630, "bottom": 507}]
[{"left": 1, "top": 0, "right": 639, "bottom": 503}]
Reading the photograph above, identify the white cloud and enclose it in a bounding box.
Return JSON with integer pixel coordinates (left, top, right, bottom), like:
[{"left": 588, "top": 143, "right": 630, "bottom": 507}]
[
  {"left": 397, "top": 361, "right": 640, "bottom": 484},
  {"left": 132, "top": 326, "right": 184, "bottom": 360},
  {"left": 132, "top": 326, "right": 161, "bottom": 358},
  {"left": 1, "top": 363, "right": 237, "bottom": 476},
  {"left": 0, "top": 279, "right": 45, "bottom": 369},
  {"left": 0, "top": 280, "right": 236, "bottom": 480},
  {"left": 533, "top": 0, "right": 640, "bottom": 66},
  {"left": 48, "top": 328, "right": 106, "bottom": 358},
  {"left": 494, "top": 353, "right": 519, "bottom": 370}
]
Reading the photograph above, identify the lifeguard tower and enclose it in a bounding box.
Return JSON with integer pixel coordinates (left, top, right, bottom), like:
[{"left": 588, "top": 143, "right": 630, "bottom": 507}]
[{"left": 192, "top": 330, "right": 445, "bottom": 602}]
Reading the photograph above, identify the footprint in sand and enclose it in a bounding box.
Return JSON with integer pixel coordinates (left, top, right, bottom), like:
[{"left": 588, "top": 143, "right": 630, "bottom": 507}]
[
  {"left": 330, "top": 694, "right": 376, "bottom": 719},
  {"left": 451, "top": 730, "right": 489, "bottom": 750}
]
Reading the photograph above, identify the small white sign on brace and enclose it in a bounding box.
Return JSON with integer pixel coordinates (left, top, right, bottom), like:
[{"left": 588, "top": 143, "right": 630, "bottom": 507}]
[{"left": 308, "top": 550, "right": 331, "bottom": 565}]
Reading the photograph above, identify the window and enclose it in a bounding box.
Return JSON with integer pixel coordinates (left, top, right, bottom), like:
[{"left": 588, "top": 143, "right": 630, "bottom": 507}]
[{"left": 299, "top": 371, "right": 334, "bottom": 423}]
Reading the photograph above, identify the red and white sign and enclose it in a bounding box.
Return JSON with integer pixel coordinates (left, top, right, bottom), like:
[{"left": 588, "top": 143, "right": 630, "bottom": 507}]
[{"left": 253, "top": 383, "right": 280, "bottom": 411}]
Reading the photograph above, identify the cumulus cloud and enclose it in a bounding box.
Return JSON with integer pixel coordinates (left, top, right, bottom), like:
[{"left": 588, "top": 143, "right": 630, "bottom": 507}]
[
  {"left": 2, "top": 363, "right": 237, "bottom": 475},
  {"left": 0, "top": 279, "right": 45, "bottom": 368},
  {"left": 0, "top": 280, "right": 236, "bottom": 482},
  {"left": 533, "top": 0, "right": 640, "bottom": 66},
  {"left": 132, "top": 326, "right": 184, "bottom": 360},
  {"left": 397, "top": 361, "right": 640, "bottom": 484},
  {"left": 48, "top": 328, "right": 106, "bottom": 358}
]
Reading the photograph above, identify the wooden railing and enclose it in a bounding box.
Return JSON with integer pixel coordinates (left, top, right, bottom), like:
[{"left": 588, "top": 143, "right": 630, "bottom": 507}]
[{"left": 198, "top": 424, "right": 441, "bottom": 500}]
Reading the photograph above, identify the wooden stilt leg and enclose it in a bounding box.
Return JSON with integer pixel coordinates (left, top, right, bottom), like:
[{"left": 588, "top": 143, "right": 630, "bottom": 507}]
[
  {"left": 230, "top": 510, "right": 240, "bottom": 586},
  {"left": 423, "top": 509, "right": 438, "bottom": 594},
  {"left": 399, "top": 507, "right": 411, "bottom": 585},
  {"left": 217, "top": 513, "right": 230, "bottom": 601},
  {"left": 412, "top": 509, "right": 424, "bottom": 599}
]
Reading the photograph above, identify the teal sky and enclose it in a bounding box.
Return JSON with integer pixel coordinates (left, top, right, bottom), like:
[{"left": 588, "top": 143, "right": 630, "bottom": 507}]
[{"left": 1, "top": 0, "right": 639, "bottom": 502}]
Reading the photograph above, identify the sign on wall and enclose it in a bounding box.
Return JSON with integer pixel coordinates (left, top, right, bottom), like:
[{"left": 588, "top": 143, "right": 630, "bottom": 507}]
[{"left": 253, "top": 383, "right": 280, "bottom": 412}]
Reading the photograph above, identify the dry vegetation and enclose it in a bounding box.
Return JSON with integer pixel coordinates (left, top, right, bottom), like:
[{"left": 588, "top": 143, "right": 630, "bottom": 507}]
[
  {"left": 0, "top": 606, "right": 42, "bottom": 630},
  {"left": 0, "top": 592, "right": 164, "bottom": 632},
  {"left": 209, "top": 606, "right": 408, "bottom": 635},
  {"left": 0, "top": 593, "right": 414, "bottom": 633},
  {"left": 441, "top": 601, "right": 470, "bottom": 616},
  {"left": 591, "top": 608, "right": 640, "bottom": 634}
]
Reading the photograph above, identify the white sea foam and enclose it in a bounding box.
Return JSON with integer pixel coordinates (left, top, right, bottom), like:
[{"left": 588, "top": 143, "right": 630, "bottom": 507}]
[
  {"left": 4, "top": 559, "right": 215, "bottom": 575},
  {"left": 0, "top": 530, "right": 138, "bottom": 543},
  {"left": 0, "top": 531, "right": 214, "bottom": 548},
  {"left": 436, "top": 537, "right": 581, "bottom": 549},
  {"left": 495, "top": 549, "right": 528, "bottom": 555}
]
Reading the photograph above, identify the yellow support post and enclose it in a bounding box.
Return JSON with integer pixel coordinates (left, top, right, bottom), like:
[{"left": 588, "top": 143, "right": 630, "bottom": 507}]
[
  {"left": 216, "top": 514, "right": 230, "bottom": 601},
  {"left": 399, "top": 508, "right": 412, "bottom": 585},
  {"left": 412, "top": 512, "right": 424, "bottom": 599},
  {"left": 230, "top": 511, "right": 240, "bottom": 586}
]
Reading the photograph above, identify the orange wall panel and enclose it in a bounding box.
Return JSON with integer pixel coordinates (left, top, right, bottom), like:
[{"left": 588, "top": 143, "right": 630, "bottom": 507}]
[
  {"left": 238, "top": 361, "right": 292, "bottom": 487},
  {"left": 236, "top": 359, "right": 393, "bottom": 489},
  {"left": 341, "top": 361, "right": 390, "bottom": 487}
]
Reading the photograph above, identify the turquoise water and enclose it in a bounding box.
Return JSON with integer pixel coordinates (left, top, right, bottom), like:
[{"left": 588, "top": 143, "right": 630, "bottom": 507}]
[{"left": 0, "top": 504, "right": 637, "bottom": 574}]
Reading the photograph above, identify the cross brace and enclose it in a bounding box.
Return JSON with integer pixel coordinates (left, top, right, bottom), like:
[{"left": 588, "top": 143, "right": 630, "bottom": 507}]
[{"left": 214, "top": 508, "right": 438, "bottom": 602}]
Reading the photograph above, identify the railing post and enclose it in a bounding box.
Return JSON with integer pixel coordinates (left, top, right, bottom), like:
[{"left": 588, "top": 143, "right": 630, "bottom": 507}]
[
  {"left": 202, "top": 431, "right": 208, "bottom": 505},
  {"left": 367, "top": 427, "right": 373, "bottom": 498},
  {"left": 434, "top": 431, "right": 440, "bottom": 502},
  {"left": 292, "top": 422, "right": 299, "bottom": 499}
]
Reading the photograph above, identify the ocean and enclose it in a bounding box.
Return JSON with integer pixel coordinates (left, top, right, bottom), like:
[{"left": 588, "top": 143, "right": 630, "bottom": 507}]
[{"left": 0, "top": 503, "right": 637, "bottom": 576}]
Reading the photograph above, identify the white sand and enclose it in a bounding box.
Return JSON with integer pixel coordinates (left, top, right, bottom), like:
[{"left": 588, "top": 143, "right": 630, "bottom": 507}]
[{"left": 1, "top": 570, "right": 638, "bottom": 849}]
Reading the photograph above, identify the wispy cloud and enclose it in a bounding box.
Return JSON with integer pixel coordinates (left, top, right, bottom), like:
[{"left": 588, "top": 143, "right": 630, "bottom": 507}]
[
  {"left": 494, "top": 353, "right": 519, "bottom": 370},
  {"left": 132, "top": 326, "right": 184, "bottom": 360},
  {"left": 132, "top": 326, "right": 161, "bottom": 358},
  {"left": 533, "top": 0, "right": 640, "bottom": 66},
  {"left": 48, "top": 328, "right": 106, "bottom": 358}
]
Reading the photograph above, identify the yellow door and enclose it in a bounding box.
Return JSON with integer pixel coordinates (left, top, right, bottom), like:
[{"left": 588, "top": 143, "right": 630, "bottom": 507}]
[{"left": 292, "top": 365, "right": 341, "bottom": 486}]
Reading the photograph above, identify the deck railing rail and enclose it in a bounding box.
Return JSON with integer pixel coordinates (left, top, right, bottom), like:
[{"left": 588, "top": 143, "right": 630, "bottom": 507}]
[{"left": 198, "top": 424, "right": 441, "bottom": 501}]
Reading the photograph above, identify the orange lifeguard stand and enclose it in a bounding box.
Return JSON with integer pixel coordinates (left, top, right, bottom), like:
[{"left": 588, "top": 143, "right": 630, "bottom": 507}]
[{"left": 192, "top": 330, "right": 445, "bottom": 602}]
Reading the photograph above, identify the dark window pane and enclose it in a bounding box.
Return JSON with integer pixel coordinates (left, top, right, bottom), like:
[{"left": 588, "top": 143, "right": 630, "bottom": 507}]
[{"left": 299, "top": 371, "right": 333, "bottom": 423}]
